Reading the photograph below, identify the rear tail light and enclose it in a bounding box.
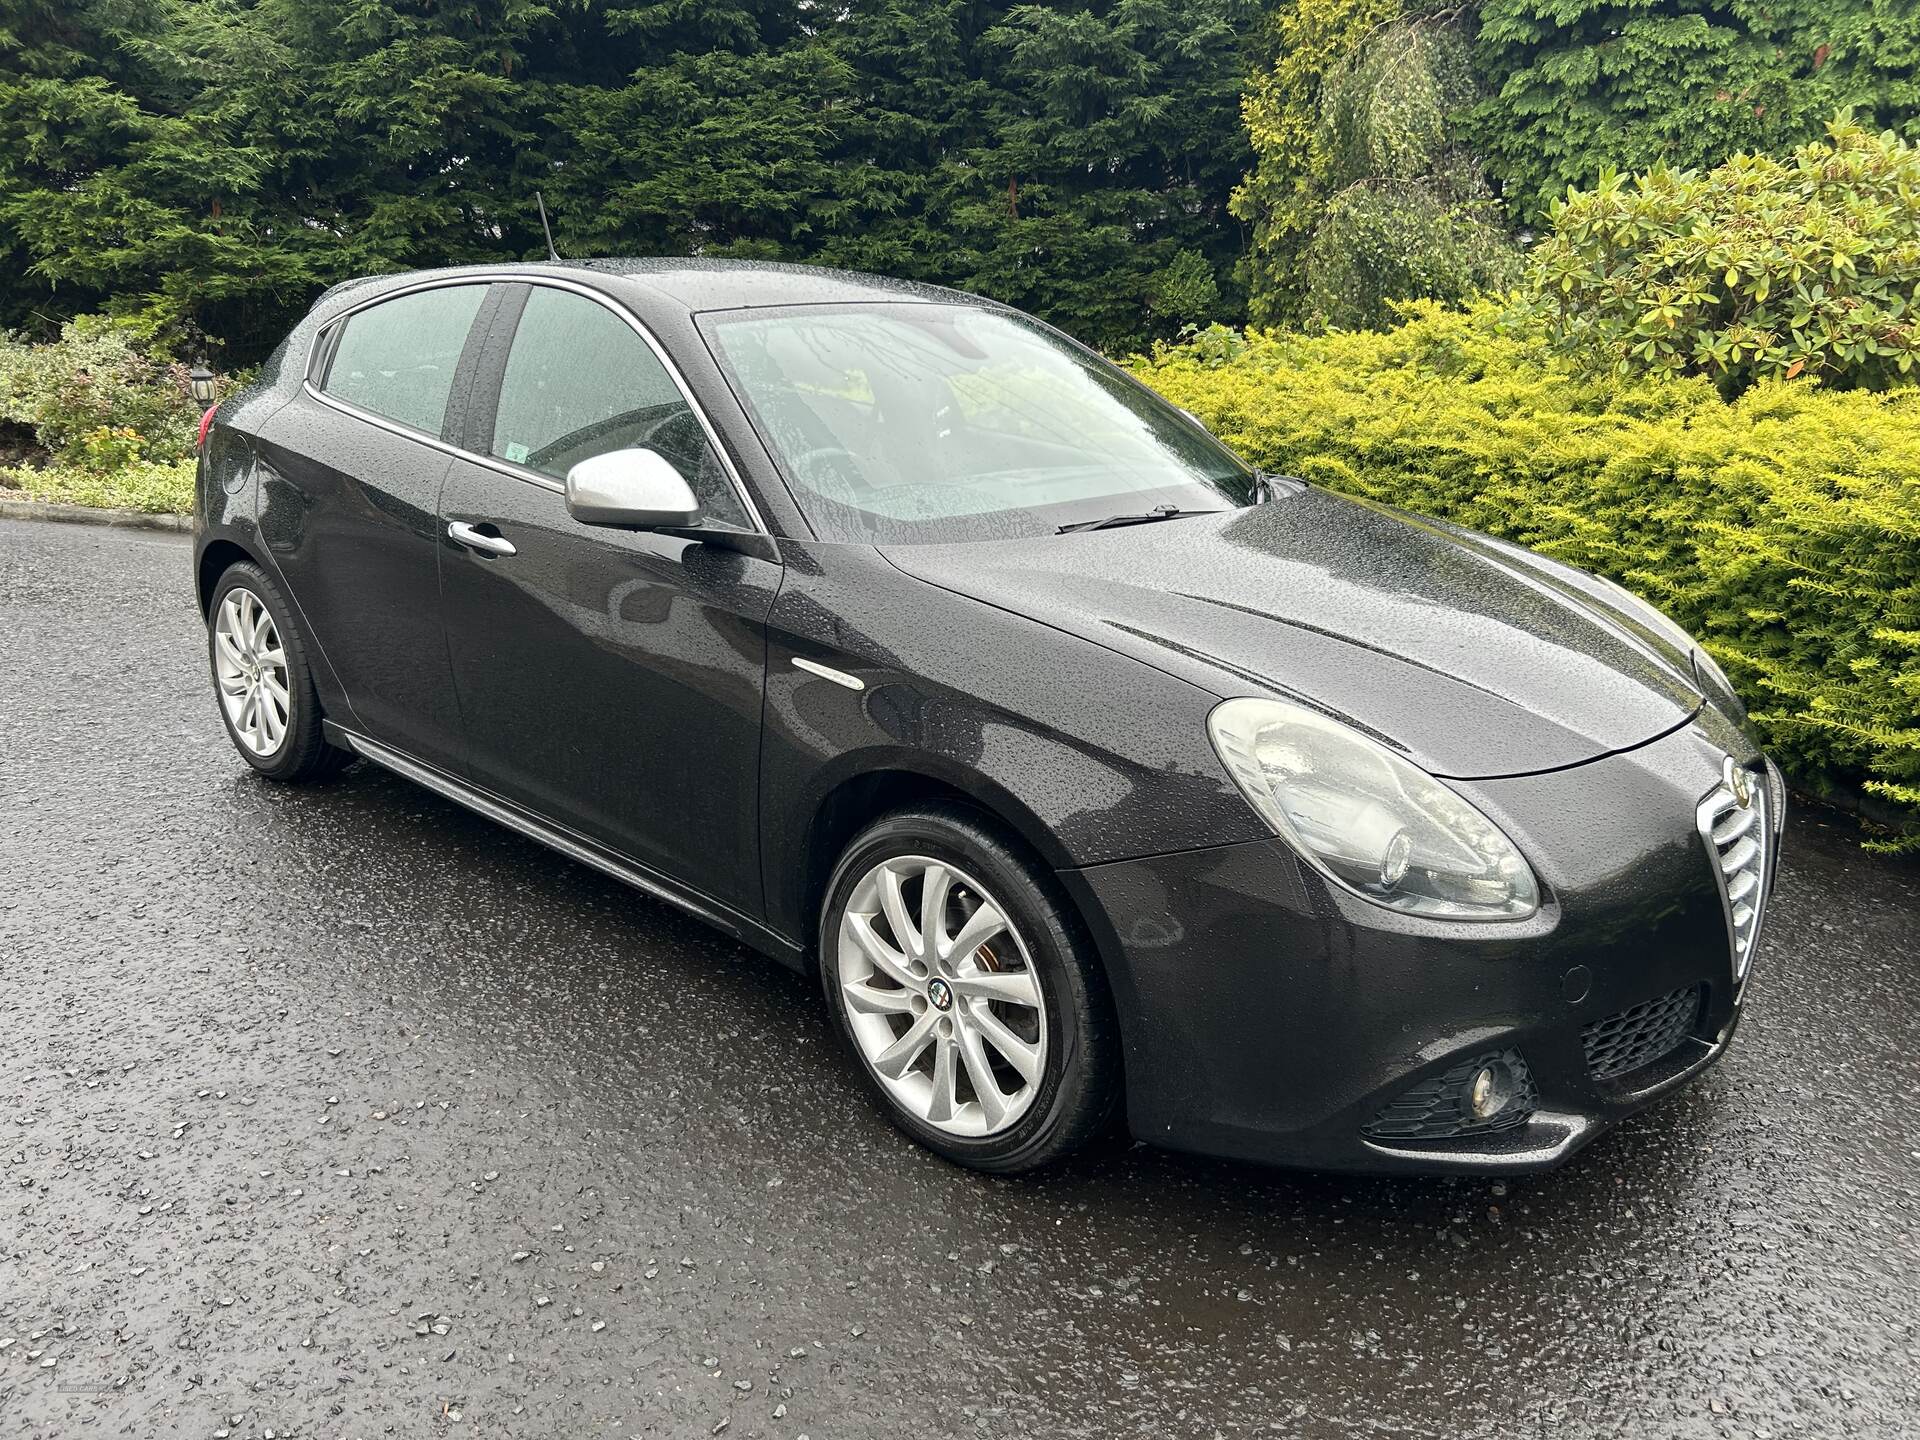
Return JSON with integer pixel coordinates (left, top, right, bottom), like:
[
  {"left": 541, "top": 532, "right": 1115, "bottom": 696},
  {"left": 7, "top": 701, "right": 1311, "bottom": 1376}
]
[{"left": 196, "top": 404, "right": 218, "bottom": 451}]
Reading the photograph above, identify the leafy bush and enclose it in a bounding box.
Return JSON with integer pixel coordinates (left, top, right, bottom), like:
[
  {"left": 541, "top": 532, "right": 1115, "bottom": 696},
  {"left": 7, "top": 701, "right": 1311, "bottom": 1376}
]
[
  {"left": 1524, "top": 118, "right": 1920, "bottom": 393},
  {"left": 0, "top": 314, "right": 229, "bottom": 467},
  {"left": 1305, "top": 177, "right": 1518, "bottom": 333},
  {"left": 1131, "top": 303, "right": 1920, "bottom": 847}
]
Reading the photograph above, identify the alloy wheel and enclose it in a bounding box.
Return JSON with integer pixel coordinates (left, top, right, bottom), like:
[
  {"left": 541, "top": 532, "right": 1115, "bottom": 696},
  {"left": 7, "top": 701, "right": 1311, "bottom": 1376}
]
[
  {"left": 213, "top": 587, "right": 291, "bottom": 757},
  {"left": 837, "top": 855, "right": 1048, "bottom": 1137}
]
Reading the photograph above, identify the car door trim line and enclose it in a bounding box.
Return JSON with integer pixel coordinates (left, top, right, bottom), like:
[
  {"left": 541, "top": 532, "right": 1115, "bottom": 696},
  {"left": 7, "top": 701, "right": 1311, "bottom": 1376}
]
[
  {"left": 301, "top": 271, "right": 771, "bottom": 534},
  {"left": 331, "top": 725, "right": 801, "bottom": 959}
]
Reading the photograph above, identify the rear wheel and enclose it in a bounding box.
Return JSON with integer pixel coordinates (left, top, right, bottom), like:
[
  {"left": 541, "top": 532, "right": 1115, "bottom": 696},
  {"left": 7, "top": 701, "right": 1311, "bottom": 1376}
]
[
  {"left": 207, "top": 561, "right": 350, "bottom": 782},
  {"left": 820, "top": 805, "right": 1118, "bottom": 1172}
]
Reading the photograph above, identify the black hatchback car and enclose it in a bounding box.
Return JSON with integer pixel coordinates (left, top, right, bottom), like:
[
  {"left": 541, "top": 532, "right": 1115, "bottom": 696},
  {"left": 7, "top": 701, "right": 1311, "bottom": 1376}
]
[{"left": 193, "top": 260, "right": 1783, "bottom": 1175}]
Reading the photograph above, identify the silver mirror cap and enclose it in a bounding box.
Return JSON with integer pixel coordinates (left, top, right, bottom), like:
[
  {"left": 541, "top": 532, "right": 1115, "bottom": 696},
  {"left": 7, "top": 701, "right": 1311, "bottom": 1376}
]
[{"left": 564, "top": 448, "right": 701, "bottom": 529}]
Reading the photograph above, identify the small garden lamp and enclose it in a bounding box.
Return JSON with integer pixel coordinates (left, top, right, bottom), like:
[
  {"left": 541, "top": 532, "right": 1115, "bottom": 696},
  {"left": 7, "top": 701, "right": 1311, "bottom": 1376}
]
[{"left": 188, "top": 358, "right": 217, "bottom": 405}]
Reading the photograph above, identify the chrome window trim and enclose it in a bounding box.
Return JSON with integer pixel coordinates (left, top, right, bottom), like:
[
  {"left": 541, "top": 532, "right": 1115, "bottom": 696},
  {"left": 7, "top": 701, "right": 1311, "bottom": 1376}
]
[
  {"left": 304, "top": 274, "right": 493, "bottom": 390},
  {"left": 302, "top": 379, "right": 567, "bottom": 493},
  {"left": 303, "top": 270, "right": 771, "bottom": 535}
]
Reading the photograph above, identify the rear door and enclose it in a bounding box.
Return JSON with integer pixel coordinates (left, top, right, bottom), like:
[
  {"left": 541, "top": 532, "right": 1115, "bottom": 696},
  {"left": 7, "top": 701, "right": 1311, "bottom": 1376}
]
[
  {"left": 437, "top": 282, "right": 781, "bottom": 917},
  {"left": 254, "top": 281, "right": 497, "bottom": 771}
]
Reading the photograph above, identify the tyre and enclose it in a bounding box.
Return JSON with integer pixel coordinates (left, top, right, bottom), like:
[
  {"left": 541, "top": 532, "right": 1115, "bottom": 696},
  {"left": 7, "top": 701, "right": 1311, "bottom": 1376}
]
[
  {"left": 206, "top": 561, "right": 350, "bottom": 783},
  {"left": 819, "top": 804, "right": 1119, "bottom": 1172}
]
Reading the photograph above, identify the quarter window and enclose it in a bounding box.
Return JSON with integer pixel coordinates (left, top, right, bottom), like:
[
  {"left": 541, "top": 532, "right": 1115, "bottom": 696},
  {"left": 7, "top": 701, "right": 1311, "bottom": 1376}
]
[
  {"left": 322, "top": 285, "right": 488, "bottom": 436},
  {"left": 491, "top": 287, "right": 747, "bottom": 527}
]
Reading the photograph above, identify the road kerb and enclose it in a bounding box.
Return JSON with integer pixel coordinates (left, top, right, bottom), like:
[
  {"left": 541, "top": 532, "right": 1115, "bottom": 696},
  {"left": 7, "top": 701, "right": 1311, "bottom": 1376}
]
[{"left": 0, "top": 498, "right": 191, "bottom": 533}]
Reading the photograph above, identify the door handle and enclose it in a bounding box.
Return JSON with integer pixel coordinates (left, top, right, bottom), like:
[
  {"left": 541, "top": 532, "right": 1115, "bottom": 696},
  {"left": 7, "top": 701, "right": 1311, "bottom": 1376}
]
[{"left": 447, "top": 521, "right": 516, "bottom": 557}]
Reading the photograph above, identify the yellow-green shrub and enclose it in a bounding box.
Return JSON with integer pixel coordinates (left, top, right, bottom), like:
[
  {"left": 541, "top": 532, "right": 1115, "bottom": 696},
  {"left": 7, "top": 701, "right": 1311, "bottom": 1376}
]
[
  {"left": 0, "top": 457, "right": 196, "bottom": 515},
  {"left": 1131, "top": 302, "right": 1920, "bottom": 847}
]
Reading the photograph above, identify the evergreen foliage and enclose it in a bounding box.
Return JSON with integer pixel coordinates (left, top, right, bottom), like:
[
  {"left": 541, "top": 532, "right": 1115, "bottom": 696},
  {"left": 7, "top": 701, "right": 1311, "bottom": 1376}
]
[
  {"left": 1235, "top": 0, "right": 1517, "bottom": 330},
  {"left": 1522, "top": 117, "right": 1920, "bottom": 393},
  {"left": 1233, "top": 0, "right": 1396, "bottom": 327},
  {"left": 0, "top": 452, "right": 196, "bottom": 513},
  {"left": 1467, "top": 0, "right": 1920, "bottom": 225},
  {"left": 0, "top": 0, "right": 1253, "bottom": 363},
  {"left": 1132, "top": 304, "right": 1920, "bottom": 847}
]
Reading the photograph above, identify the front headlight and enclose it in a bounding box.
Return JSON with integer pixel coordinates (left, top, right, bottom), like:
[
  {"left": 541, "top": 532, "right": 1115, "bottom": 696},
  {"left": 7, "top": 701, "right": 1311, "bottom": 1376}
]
[{"left": 1207, "top": 697, "right": 1539, "bottom": 919}]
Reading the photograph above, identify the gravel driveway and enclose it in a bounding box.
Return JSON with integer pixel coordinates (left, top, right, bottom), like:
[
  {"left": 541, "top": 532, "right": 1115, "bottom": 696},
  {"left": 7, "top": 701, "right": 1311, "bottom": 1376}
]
[{"left": 2, "top": 517, "right": 1916, "bottom": 1439}]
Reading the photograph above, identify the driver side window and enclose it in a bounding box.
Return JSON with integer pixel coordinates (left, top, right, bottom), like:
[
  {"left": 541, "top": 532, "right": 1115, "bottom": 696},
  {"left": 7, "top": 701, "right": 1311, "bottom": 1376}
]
[{"left": 491, "top": 287, "right": 748, "bottom": 527}]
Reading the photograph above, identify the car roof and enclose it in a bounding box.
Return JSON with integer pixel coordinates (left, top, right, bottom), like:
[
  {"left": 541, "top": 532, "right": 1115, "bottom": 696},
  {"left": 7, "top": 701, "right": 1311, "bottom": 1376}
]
[
  {"left": 572, "top": 258, "right": 988, "bottom": 312},
  {"left": 321, "top": 258, "right": 992, "bottom": 317}
]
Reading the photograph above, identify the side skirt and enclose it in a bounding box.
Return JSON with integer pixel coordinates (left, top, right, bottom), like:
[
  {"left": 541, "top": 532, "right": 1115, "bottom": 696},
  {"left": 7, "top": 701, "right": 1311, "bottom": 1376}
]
[{"left": 326, "top": 722, "right": 806, "bottom": 969}]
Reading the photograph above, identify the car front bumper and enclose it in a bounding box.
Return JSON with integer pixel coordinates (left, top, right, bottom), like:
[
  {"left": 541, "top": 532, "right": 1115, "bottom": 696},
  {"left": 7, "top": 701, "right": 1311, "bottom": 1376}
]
[{"left": 1058, "top": 716, "right": 1784, "bottom": 1175}]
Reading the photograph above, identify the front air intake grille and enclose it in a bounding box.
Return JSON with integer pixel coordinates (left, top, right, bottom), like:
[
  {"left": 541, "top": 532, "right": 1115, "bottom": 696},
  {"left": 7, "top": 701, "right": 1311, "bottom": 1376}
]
[
  {"left": 1582, "top": 983, "right": 1702, "bottom": 1081},
  {"left": 1363, "top": 1049, "right": 1538, "bottom": 1141},
  {"left": 1697, "top": 761, "right": 1774, "bottom": 986}
]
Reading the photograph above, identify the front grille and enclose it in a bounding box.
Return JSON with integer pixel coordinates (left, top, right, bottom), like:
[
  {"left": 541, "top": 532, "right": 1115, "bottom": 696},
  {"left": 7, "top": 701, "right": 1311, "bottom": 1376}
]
[
  {"left": 1582, "top": 983, "right": 1702, "bottom": 1081},
  {"left": 1697, "top": 760, "right": 1774, "bottom": 985},
  {"left": 1363, "top": 1049, "right": 1538, "bottom": 1141}
]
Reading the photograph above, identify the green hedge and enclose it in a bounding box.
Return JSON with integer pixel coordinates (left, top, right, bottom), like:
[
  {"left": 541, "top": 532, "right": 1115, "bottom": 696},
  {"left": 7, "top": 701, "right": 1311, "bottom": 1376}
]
[
  {"left": 0, "top": 458, "right": 195, "bottom": 515},
  {"left": 1131, "top": 303, "right": 1920, "bottom": 847}
]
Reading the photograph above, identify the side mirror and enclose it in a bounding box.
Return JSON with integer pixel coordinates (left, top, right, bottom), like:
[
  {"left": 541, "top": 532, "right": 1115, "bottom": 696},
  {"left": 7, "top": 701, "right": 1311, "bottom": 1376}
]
[{"left": 564, "top": 448, "right": 701, "bottom": 529}]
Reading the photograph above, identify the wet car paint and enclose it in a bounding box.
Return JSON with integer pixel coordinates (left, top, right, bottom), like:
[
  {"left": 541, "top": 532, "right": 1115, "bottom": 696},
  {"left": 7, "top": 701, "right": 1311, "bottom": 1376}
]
[
  {"left": 436, "top": 453, "right": 780, "bottom": 917},
  {"left": 252, "top": 398, "right": 466, "bottom": 772},
  {"left": 3, "top": 519, "right": 1917, "bottom": 1438},
  {"left": 880, "top": 491, "right": 1708, "bottom": 779},
  {"left": 190, "top": 258, "right": 1789, "bottom": 1174},
  {"left": 1070, "top": 719, "right": 1760, "bottom": 1170},
  {"left": 756, "top": 535, "right": 1270, "bottom": 942}
]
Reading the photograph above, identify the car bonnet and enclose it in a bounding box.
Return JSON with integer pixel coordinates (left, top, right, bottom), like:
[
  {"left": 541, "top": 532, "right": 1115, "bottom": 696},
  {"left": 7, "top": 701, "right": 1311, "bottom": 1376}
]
[{"left": 878, "top": 488, "right": 1704, "bottom": 780}]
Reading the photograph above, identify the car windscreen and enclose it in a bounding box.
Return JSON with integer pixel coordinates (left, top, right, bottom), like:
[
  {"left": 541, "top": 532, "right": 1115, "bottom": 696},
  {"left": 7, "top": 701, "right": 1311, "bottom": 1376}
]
[{"left": 699, "top": 302, "right": 1256, "bottom": 543}]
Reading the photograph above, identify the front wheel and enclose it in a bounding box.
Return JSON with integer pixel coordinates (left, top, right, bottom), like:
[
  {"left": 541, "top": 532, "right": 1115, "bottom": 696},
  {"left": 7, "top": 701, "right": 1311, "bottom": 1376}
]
[
  {"left": 819, "top": 805, "right": 1119, "bottom": 1172},
  {"left": 207, "top": 561, "right": 350, "bottom": 782}
]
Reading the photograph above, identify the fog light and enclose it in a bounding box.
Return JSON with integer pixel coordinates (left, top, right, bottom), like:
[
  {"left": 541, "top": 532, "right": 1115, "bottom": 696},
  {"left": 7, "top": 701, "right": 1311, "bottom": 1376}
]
[
  {"left": 1468, "top": 1062, "right": 1514, "bottom": 1121},
  {"left": 1363, "top": 1048, "right": 1537, "bottom": 1142}
]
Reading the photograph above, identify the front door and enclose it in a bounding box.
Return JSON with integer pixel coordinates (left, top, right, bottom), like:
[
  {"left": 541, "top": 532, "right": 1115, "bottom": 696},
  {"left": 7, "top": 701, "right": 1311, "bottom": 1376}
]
[{"left": 437, "top": 284, "right": 780, "bottom": 918}]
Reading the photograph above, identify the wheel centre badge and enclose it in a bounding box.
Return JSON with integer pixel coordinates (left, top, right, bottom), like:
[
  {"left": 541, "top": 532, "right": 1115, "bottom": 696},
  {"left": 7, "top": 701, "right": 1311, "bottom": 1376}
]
[{"left": 927, "top": 977, "right": 954, "bottom": 1011}]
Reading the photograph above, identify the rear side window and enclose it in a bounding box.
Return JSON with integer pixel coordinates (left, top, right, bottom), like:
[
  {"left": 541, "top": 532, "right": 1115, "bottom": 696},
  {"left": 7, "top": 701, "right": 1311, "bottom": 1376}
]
[
  {"left": 322, "top": 285, "right": 488, "bottom": 436},
  {"left": 491, "top": 287, "right": 748, "bottom": 527}
]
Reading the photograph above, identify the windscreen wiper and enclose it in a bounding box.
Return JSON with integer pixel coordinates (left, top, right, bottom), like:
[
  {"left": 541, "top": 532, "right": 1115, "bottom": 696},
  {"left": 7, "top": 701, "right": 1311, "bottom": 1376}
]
[
  {"left": 1254, "top": 471, "right": 1308, "bottom": 502},
  {"left": 1056, "top": 504, "right": 1222, "bottom": 535}
]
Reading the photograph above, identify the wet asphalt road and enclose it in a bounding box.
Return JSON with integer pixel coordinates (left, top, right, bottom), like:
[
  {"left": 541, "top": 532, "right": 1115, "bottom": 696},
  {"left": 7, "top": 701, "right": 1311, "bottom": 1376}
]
[{"left": 1, "top": 516, "right": 1917, "bottom": 1440}]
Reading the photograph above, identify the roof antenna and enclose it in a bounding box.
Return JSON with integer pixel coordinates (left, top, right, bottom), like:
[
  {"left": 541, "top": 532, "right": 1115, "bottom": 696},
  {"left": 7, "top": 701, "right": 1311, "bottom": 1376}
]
[{"left": 535, "top": 190, "right": 561, "bottom": 262}]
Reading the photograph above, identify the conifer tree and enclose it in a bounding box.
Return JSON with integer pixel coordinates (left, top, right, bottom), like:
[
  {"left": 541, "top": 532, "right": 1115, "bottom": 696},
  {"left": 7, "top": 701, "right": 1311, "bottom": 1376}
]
[{"left": 0, "top": 0, "right": 1255, "bottom": 361}]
